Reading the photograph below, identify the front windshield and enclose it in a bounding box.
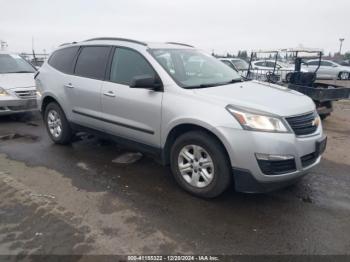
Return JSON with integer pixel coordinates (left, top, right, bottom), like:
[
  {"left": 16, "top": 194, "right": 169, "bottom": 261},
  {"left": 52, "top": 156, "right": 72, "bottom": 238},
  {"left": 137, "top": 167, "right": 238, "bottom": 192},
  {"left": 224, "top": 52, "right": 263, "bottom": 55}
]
[
  {"left": 0, "top": 54, "right": 36, "bottom": 74},
  {"left": 231, "top": 60, "right": 249, "bottom": 70},
  {"left": 150, "top": 49, "right": 241, "bottom": 88}
]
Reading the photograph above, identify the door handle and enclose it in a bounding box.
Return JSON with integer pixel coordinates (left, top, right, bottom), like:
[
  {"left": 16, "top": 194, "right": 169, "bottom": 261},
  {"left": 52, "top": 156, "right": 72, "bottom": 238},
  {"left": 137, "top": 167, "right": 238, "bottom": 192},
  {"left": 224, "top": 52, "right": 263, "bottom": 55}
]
[
  {"left": 103, "top": 91, "right": 116, "bottom": 97},
  {"left": 64, "top": 83, "right": 74, "bottom": 88}
]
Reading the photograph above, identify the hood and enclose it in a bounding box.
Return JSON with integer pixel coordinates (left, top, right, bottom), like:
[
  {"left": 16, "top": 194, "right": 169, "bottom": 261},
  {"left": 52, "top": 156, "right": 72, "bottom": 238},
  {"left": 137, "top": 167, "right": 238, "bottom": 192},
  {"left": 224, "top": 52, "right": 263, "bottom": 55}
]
[
  {"left": 0, "top": 73, "right": 35, "bottom": 90},
  {"left": 193, "top": 80, "right": 315, "bottom": 117}
]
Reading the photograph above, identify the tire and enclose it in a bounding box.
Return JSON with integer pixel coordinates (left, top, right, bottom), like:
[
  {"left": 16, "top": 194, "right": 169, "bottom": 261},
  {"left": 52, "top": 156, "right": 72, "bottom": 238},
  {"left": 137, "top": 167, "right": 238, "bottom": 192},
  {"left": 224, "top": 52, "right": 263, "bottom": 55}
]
[
  {"left": 44, "top": 102, "right": 72, "bottom": 144},
  {"left": 338, "top": 71, "right": 349, "bottom": 80},
  {"left": 285, "top": 73, "right": 292, "bottom": 83},
  {"left": 170, "top": 131, "right": 232, "bottom": 198}
]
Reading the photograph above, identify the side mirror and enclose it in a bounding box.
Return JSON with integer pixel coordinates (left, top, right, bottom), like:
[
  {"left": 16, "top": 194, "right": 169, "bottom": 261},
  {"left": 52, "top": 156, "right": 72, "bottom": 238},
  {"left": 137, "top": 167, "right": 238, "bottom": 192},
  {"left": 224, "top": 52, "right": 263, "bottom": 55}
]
[{"left": 130, "top": 75, "right": 162, "bottom": 90}]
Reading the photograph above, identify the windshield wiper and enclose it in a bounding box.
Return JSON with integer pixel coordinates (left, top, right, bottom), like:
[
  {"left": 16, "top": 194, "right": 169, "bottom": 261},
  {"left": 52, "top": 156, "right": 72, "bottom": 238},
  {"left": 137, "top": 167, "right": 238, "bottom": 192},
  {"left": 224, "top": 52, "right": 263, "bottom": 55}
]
[
  {"left": 1, "top": 71, "right": 35, "bottom": 74},
  {"left": 186, "top": 83, "right": 221, "bottom": 89},
  {"left": 225, "top": 78, "right": 243, "bottom": 84},
  {"left": 13, "top": 71, "right": 35, "bottom": 73},
  {"left": 186, "top": 79, "right": 243, "bottom": 89}
]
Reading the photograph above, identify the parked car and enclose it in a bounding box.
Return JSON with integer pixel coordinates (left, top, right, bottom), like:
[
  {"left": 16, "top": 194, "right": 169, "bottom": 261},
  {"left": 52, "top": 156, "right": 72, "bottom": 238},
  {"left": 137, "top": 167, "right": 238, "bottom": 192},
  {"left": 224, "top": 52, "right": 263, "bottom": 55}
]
[
  {"left": 0, "top": 51, "right": 37, "bottom": 115},
  {"left": 251, "top": 59, "right": 305, "bottom": 82},
  {"left": 36, "top": 38, "right": 326, "bottom": 198},
  {"left": 338, "top": 60, "right": 350, "bottom": 67},
  {"left": 219, "top": 58, "right": 249, "bottom": 77},
  {"left": 219, "top": 58, "right": 249, "bottom": 71},
  {"left": 302, "top": 59, "right": 350, "bottom": 80}
]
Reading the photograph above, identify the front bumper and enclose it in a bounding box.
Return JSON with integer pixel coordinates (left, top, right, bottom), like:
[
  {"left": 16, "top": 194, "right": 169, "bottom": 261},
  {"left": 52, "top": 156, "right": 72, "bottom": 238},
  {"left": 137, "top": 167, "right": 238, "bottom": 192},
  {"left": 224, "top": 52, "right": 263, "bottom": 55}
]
[
  {"left": 217, "top": 124, "right": 324, "bottom": 193},
  {"left": 0, "top": 97, "right": 38, "bottom": 115}
]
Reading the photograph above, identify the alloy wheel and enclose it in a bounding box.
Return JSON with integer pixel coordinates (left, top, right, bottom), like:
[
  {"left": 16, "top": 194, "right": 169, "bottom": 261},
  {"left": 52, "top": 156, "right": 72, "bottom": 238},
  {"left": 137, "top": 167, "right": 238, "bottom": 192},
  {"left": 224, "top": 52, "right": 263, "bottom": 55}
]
[
  {"left": 177, "top": 145, "right": 215, "bottom": 188},
  {"left": 47, "top": 109, "right": 62, "bottom": 138}
]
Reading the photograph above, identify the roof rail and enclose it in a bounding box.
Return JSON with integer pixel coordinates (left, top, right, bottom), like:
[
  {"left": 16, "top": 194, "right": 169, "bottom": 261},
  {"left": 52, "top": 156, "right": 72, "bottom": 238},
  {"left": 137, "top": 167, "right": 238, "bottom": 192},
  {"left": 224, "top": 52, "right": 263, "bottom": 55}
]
[
  {"left": 84, "top": 37, "right": 148, "bottom": 46},
  {"left": 59, "top": 41, "right": 77, "bottom": 47},
  {"left": 166, "top": 42, "right": 194, "bottom": 48}
]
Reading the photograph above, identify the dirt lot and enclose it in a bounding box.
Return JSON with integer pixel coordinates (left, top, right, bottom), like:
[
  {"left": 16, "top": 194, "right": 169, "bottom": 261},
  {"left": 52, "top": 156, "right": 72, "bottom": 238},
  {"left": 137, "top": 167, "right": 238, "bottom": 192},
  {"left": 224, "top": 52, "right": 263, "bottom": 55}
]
[{"left": 0, "top": 101, "right": 349, "bottom": 258}]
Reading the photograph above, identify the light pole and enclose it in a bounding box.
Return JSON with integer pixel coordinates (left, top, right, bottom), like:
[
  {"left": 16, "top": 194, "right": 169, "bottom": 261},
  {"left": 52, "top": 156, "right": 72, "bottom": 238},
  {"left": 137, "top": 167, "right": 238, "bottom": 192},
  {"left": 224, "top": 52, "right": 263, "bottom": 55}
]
[{"left": 339, "top": 38, "right": 345, "bottom": 54}]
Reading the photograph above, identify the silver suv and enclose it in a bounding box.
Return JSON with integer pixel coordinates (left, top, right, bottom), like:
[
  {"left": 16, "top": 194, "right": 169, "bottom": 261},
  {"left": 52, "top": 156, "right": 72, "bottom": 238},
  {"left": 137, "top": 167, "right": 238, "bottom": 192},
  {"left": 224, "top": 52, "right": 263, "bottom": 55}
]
[{"left": 36, "top": 38, "right": 327, "bottom": 198}]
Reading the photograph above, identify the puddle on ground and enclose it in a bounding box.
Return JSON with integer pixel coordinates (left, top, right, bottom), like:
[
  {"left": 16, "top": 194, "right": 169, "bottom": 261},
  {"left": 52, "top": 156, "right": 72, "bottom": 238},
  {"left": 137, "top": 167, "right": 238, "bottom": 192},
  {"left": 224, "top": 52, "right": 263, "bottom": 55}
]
[
  {"left": 112, "top": 152, "right": 143, "bottom": 164},
  {"left": 0, "top": 133, "right": 38, "bottom": 142}
]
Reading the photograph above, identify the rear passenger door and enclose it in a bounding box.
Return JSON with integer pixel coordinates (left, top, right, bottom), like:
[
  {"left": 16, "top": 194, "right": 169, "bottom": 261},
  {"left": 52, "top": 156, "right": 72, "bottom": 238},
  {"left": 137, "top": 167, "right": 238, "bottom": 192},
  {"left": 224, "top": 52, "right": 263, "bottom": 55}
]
[
  {"left": 69, "top": 46, "right": 112, "bottom": 131},
  {"left": 101, "top": 47, "right": 163, "bottom": 147}
]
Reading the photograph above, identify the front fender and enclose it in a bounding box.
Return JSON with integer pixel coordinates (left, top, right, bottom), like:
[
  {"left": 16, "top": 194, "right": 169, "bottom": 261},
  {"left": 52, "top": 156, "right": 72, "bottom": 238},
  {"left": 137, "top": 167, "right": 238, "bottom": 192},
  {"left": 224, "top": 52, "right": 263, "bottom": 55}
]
[{"left": 161, "top": 117, "right": 239, "bottom": 167}]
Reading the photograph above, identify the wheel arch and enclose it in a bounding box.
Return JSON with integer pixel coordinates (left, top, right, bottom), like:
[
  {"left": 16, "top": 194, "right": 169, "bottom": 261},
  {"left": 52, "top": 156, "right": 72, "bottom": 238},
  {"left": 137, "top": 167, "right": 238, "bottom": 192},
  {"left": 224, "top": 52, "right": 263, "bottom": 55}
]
[
  {"left": 161, "top": 122, "right": 232, "bottom": 167},
  {"left": 40, "top": 94, "right": 67, "bottom": 117}
]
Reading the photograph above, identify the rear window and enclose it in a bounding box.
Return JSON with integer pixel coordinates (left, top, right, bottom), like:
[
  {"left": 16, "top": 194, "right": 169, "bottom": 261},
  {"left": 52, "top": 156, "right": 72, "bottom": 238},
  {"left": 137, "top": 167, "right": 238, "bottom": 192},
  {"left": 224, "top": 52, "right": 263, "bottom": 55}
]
[
  {"left": 74, "top": 46, "right": 111, "bottom": 80},
  {"left": 48, "top": 47, "right": 79, "bottom": 74}
]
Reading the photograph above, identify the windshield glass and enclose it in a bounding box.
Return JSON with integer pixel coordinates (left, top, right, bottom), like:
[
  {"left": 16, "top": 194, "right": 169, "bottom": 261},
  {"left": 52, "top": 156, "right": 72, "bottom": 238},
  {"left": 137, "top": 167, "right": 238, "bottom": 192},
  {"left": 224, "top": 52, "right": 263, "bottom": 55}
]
[
  {"left": 150, "top": 49, "right": 241, "bottom": 88},
  {"left": 231, "top": 60, "right": 249, "bottom": 70},
  {"left": 0, "top": 54, "right": 36, "bottom": 74}
]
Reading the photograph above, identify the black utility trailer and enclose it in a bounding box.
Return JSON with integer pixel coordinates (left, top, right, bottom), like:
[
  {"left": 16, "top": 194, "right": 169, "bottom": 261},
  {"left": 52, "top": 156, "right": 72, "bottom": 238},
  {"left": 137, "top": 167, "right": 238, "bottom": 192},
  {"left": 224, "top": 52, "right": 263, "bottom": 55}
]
[
  {"left": 282, "top": 48, "right": 350, "bottom": 119},
  {"left": 246, "top": 48, "right": 350, "bottom": 119}
]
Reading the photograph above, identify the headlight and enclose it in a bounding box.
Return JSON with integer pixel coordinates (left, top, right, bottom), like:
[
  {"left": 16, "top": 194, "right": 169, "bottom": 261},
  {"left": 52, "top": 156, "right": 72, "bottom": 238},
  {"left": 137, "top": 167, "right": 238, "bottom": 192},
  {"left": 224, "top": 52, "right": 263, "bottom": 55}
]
[
  {"left": 226, "top": 105, "right": 290, "bottom": 133},
  {"left": 0, "top": 87, "right": 10, "bottom": 96}
]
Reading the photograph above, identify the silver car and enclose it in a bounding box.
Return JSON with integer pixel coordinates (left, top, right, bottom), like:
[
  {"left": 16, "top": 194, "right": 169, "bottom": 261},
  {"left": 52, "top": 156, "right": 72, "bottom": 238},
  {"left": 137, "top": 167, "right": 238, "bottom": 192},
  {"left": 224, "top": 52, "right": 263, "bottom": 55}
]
[
  {"left": 303, "top": 59, "right": 350, "bottom": 80},
  {"left": 251, "top": 59, "right": 307, "bottom": 82},
  {"left": 219, "top": 58, "right": 249, "bottom": 77},
  {"left": 36, "top": 38, "right": 327, "bottom": 198},
  {"left": 0, "top": 51, "right": 37, "bottom": 115}
]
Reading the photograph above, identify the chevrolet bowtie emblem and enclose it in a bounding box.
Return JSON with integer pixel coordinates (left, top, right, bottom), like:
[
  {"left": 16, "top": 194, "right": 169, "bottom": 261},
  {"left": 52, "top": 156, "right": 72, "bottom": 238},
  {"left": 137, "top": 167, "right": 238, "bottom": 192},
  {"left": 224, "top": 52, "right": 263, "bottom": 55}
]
[{"left": 312, "top": 117, "right": 320, "bottom": 127}]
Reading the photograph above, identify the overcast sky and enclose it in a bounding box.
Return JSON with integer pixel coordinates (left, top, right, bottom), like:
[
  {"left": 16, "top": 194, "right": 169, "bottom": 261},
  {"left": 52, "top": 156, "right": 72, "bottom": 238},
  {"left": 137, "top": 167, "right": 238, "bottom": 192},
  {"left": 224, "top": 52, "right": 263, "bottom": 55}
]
[{"left": 1, "top": 0, "right": 349, "bottom": 55}]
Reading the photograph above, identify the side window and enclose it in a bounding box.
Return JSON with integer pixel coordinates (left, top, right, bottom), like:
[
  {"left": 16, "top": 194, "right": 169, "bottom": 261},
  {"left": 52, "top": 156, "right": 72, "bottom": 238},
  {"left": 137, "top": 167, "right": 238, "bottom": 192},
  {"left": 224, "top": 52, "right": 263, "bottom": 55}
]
[
  {"left": 255, "top": 61, "right": 265, "bottom": 67},
  {"left": 265, "top": 61, "right": 275, "bottom": 68},
  {"left": 321, "top": 61, "right": 332, "bottom": 67},
  {"left": 74, "top": 46, "right": 111, "bottom": 80},
  {"left": 110, "top": 48, "right": 155, "bottom": 85},
  {"left": 308, "top": 61, "right": 319, "bottom": 66},
  {"left": 48, "top": 47, "right": 79, "bottom": 74}
]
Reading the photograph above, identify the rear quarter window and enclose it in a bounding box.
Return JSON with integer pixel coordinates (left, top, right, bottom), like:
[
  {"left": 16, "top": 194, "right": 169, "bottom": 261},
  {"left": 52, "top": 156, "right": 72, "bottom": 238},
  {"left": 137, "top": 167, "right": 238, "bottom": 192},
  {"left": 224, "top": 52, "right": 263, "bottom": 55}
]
[{"left": 48, "top": 47, "right": 79, "bottom": 74}]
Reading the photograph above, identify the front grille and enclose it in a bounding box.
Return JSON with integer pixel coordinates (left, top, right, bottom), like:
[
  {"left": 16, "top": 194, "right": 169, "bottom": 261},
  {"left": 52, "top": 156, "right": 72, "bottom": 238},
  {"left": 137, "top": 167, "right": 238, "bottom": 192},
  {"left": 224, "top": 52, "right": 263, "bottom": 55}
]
[
  {"left": 285, "top": 112, "right": 318, "bottom": 136},
  {"left": 15, "top": 90, "right": 37, "bottom": 99},
  {"left": 301, "top": 152, "right": 318, "bottom": 167},
  {"left": 257, "top": 159, "right": 296, "bottom": 175}
]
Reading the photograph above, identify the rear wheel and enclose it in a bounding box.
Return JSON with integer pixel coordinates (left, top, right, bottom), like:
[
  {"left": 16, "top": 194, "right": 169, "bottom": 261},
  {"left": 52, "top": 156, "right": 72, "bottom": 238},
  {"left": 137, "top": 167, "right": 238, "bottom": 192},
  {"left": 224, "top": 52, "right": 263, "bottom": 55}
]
[
  {"left": 170, "top": 131, "right": 231, "bottom": 198},
  {"left": 44, "top": 102, "right": 72, "bottom": 144}
]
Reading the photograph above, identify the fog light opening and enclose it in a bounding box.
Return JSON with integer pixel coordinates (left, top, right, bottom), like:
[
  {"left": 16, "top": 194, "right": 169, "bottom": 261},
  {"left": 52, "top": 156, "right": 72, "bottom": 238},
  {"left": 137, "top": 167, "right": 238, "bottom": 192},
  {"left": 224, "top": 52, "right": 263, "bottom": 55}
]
[{"left": 255, "top": 153, "right": 295, "bottom": 161}]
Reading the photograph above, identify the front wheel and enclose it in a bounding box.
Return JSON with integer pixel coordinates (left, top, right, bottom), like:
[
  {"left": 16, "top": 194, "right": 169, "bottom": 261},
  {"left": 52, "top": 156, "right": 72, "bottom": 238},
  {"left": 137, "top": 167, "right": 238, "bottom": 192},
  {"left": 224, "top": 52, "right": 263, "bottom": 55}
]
[
  {"left": 44, "top": 102, "right": 73, "bottom": 144},
  {"left": 338, "top": 71, "right": 350, "bottom": 80},
  {"left": 170, "top": 131, "right": 232, "bottom": 198}
]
